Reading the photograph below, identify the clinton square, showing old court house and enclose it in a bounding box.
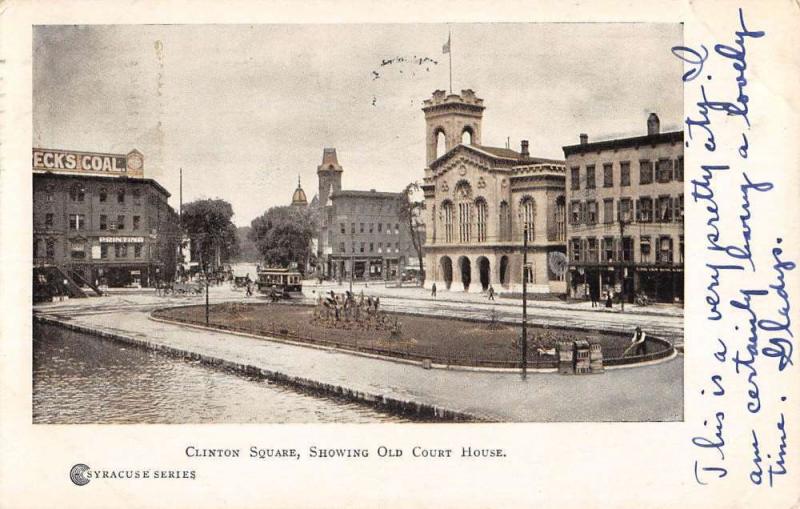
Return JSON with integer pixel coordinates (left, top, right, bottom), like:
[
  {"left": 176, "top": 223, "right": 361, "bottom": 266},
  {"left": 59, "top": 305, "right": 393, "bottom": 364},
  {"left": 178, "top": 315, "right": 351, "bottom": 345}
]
[{"left": 421, "top": 89, "right": 568, "bottom": 294}]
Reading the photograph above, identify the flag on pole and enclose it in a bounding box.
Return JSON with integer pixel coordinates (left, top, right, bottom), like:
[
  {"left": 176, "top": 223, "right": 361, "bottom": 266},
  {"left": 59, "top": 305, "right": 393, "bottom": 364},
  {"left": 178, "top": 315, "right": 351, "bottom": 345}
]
[{"left": 442, "top": 34, "right": 451, "bottom": 54}]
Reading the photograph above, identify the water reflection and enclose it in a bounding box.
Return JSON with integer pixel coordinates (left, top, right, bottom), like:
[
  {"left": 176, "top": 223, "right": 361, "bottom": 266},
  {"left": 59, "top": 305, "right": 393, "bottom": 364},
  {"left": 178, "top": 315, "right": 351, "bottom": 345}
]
[{"left": 33, "top": 322, "right": 406, "bottom": 424}]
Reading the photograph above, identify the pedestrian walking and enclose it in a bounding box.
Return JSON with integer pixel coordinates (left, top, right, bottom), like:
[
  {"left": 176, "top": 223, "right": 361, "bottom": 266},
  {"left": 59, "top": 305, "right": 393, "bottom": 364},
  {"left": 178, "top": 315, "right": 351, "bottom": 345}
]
[
  {"left": 246, "top": 281, "right": 253, "bottom": 297},
  {"left": 590, "top": 285, "right": 598, "bottom": 308},
  {"left": 605, "top": 290, "right": 613, "bottom": 308},
  {"left": 431, "top": 282, "right": 437, "bottom": 298},
  {"left": 488, "top": 285, "right": 495, "bottom": 301}
]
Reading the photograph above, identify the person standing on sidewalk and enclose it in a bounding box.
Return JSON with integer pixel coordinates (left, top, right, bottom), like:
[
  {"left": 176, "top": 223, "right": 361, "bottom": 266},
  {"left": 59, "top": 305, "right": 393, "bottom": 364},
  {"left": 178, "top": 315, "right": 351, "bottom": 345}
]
[
  {"left": 431, "top": 282, "right": 437, "bottom": 298},
  {"left": 488, "top": 285, "right": 495, "bottom": 301}
]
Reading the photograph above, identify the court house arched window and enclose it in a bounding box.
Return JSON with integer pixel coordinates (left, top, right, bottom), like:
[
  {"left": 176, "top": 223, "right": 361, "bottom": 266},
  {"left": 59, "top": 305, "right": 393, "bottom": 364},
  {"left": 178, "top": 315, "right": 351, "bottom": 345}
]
[
  {"left": 441, "top": 200, "right": 454, "bottom": 243},
  {"left": 454, "top": 181, "right": 473, "bottom": 243},
  {"left": 499, "top": 201, "right": 511, "bottom": 241},
  {"left": 520, "top": 196, "right": 535, "bottom": 242},
  {"left": 475, "top": 197, "right": 487, "bottom": 242}
]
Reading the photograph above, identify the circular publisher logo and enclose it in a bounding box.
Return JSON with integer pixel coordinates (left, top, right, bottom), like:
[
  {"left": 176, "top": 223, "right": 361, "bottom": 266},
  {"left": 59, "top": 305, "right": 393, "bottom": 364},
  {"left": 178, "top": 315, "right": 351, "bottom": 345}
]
[{"left": 70, "top": 464, "right": 90, "bottom": 486}]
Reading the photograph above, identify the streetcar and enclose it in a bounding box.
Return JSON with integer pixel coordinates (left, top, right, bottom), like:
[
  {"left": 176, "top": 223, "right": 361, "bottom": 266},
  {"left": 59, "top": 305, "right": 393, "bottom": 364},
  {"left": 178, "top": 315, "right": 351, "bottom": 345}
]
[{"left": 256, "top": 267, "right": 303, "bottom": 299}]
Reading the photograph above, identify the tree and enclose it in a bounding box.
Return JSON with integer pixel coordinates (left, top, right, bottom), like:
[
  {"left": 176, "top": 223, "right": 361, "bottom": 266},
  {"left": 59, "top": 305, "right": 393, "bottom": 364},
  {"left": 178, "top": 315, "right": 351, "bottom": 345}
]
[
  {"left": 249, "top": 206, "right": 316, "bottom": 275},
  {"left": 399, "top": 181, "right": 426, "bottom": 283},
  {"left": 181, "top": 199, "right": 239, "bottom": 270}
]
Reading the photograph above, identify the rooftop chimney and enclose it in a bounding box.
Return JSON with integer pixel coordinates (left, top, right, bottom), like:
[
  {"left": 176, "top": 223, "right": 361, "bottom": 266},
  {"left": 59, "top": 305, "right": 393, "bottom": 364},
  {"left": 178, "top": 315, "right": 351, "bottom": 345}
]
[
  {"left": 579, "top": 133, "right": 588, "bottom": 145},
  {"left": 647, "top": 113, "right": 660, "bottom": 135},
  {"left": 520, "top": 140, "right": 530, "bottom": 159}
]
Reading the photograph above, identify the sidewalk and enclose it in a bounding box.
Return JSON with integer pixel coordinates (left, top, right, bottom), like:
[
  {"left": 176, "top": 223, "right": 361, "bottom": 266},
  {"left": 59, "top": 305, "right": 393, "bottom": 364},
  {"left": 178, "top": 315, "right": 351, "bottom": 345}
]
[
  {"left": 304, "top": 280, "right": 684, "bottom": 318},
  {"left": 35, "top": 306, "right": 683, "bottom": 422}
]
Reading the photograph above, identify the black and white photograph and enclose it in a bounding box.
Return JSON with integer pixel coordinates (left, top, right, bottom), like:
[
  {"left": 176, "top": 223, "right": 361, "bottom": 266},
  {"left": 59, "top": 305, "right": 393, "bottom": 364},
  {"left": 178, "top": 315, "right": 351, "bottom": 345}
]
[{"left": 31, "top": 22, "right": 685, "bottom": 424}]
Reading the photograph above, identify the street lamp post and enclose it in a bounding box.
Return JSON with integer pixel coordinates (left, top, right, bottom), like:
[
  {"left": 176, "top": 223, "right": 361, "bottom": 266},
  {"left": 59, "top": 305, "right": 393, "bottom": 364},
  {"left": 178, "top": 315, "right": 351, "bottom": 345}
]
[
  {"left": 350, "top": 231, "right": 354, "bottom": 294},
  {"left": 618, "top": 210, "right": 631, "bottom": 312},
  {"left": 522, "top": 225, "right": 528, "bottom": 379}
]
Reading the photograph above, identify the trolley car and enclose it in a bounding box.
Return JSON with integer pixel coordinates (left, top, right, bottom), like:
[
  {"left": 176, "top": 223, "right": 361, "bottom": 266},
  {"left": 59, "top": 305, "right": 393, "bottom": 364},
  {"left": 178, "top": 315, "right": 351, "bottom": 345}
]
[{"left": 256, "top": 267, "right": 303, "bottom": 299}]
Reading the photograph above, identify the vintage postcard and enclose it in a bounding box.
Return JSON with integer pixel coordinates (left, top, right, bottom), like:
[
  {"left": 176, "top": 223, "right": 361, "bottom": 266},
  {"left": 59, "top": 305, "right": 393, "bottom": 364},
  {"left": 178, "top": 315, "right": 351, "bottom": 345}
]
[{"left": 1, "top": 0, "right": 798, "bottom": 507}]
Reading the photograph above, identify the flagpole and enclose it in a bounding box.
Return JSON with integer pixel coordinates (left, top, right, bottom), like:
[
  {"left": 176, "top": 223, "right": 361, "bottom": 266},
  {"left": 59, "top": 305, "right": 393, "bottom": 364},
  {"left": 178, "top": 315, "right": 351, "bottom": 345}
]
[{"left": 448, "top": 29, "right": 452, "bottom": 94}]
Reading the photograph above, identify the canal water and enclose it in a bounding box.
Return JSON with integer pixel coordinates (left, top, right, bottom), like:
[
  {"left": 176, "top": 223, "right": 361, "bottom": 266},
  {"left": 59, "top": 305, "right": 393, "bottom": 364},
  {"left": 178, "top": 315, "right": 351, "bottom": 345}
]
[{"left": 33, "top": 322, "right": 407, "bottom": 424}]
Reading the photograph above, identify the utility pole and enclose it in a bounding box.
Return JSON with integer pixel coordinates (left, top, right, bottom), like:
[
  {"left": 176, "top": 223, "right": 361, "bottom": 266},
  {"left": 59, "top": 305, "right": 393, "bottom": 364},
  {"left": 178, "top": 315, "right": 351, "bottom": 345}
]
[
  {"left": 618, "top": 209, "right": 630, "bottom": 312},
  {"left": 350, "top": 230, "right": 354, "bottom": 293},
  {"left": 521, "top": 225, "right": 528, "bottom": 379}
]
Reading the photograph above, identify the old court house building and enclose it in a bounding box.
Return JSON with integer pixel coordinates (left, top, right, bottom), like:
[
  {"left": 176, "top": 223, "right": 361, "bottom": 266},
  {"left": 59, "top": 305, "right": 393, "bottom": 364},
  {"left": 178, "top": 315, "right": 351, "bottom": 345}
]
[
  {"left": 316, "top": 148, "right": 417, "bottom": 280},
  {"left": 33, "top": 148, "right": 180, "bottom": 289},
  {"left": 562, "top": 113, "right": 684, "bottom": 303},
  {"left": 421, "top": 89, "right": 567, "bottom": 294}
]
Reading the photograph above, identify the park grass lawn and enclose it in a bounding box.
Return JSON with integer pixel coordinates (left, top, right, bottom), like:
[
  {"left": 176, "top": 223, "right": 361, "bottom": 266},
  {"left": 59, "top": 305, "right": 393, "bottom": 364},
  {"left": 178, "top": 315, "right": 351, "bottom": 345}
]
[{"left": 154, "top": 303, "right": 651, "bottom": 366}]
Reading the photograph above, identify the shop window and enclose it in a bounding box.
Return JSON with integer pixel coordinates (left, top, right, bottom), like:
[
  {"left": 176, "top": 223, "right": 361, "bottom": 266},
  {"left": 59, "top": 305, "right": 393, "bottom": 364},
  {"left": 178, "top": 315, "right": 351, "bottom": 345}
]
[
  {"left": 69, "top": 214, "right": 85, "bottom": 231},
  {"left": 638, "top": 197, "right": 653, "bottom": 223},
  {"left": 133, "top": 215, "right": 141, "bottom": 230},
  {"left": 603, "top": 199, "right": 614, "bottom": 224},
  {"left": 658, "top": 236, "right": 673, "bottom": 263},
  {"left": 639, "top": 160, "right": 653, "bottom": 185},
  {"left": 570, "top": 239, "right": 581, "bottom": 262},
  {"left": 585, "top": 165, "right": 596, "bottom": 189},
  {"left": 117, "top": 190, "right": 125, "bottom": 204},
  {"left": 656, "top": 159, "right": 673, "bottom": 182},
  {"left": 101, "top": 244, "right": 108, "bottom": 259},
  {"left": 99, "top": 188, "right": 107, "bottom": 202},
  {"left": 656, "top": 195, "right": 672, "bottom": 223},
  {"left": 586, "top": 237, "right": 598, "bottom": 262},
  {"left": 134, "top": 245, "right": 142, "bottom": 258},
  {"left": 620, "top": 162, "right": 631, "bottom": 186},
  {"left": 70, "top": 241, "right": 86, "bottom": 259},
  {"left": 117, "top": 215, "right": 125, "bottom": 230},
  {"left": 115, "top": 243, "right": 128, "bottom": 258},
  {"left": 640, "top": 236, "right": 652, "bottom": 262},
  {"left": 603, "top": 163, "right": 613, "bottom": 187},
  {"left": 586, "top": 200, "right": 598, "bottom": 225},
  {"left": 570, "top": 167, "right": 580, "bottom": 190},
  {"left": 603, "top": 237, "right": 615, "bottom": 262},
  {"left": 570, "top": 200, "right": 582, "bottom": 225},
  {"left": 45, "top": 213, "right": 54, "bottom": 228},
  {"left": 99, "top": 214, "right": 107, "bottom": 230},
  {"left": 46, "top": 239, "right": 55, "bottom": 259}
]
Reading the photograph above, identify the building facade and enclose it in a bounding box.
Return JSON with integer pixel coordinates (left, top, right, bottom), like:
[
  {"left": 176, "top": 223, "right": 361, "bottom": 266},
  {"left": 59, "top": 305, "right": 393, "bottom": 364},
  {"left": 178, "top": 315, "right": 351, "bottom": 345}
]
[
  {"left": 562, "top": 114, "right": 684, "bottom": 303},
  {"left": 421, "top": 89, "right": 567, "bottom": 294},
  {"left": 316, "top": 148, "right": 417, "bottom": 280},
  {"left": 33, "top": 148, "right": 180, "bottom": 288}
]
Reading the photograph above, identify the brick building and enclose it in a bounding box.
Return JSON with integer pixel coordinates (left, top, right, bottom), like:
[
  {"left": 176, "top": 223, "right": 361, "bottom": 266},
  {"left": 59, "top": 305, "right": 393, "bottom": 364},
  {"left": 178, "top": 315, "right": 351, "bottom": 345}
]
[
  {"left": 316, "top": 148, "right": 417, "bottom": 280},
  {"left": 562, "top": 114, "right": 684, "bottom": 304},
  {"left": 33, "top": 148, "right": 180, "bottom": 289}
]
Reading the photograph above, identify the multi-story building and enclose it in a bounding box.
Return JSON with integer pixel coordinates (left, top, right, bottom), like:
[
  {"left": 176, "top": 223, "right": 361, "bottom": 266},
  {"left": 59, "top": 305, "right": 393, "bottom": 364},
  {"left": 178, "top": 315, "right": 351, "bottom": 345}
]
[
  {"left": 420, "top": 89, "right": 567, "bottom": 294},
  {"left": 562, "top": 114, "right": 684, "bottom": 303},
  {"left": 33, "top": 148, "right": 180, "bottom": 289},
  {"left": 316, "top": 148, "right": 417, "bottom": 280}
]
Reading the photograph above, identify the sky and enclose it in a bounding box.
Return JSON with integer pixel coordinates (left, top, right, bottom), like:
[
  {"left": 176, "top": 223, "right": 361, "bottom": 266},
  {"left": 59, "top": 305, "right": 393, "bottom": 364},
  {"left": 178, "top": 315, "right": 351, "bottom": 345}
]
[{"left": 33, "top": 23, "right": 683, "bottom": 226}]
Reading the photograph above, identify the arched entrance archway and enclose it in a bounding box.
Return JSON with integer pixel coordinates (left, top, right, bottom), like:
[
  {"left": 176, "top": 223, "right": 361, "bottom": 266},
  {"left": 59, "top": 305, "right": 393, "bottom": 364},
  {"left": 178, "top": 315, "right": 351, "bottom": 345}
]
[
  {"left": 499, "top": 256, "right": 509, "bottom": 288},
  {"left": 477, "top": 256, "right": 490, "bottom": 290},
  {"left": 458, "top": 256, "right": 471, "bottom": 291},
  {"left": 439, "top": 256, "right": 453, "bottom": 290}
]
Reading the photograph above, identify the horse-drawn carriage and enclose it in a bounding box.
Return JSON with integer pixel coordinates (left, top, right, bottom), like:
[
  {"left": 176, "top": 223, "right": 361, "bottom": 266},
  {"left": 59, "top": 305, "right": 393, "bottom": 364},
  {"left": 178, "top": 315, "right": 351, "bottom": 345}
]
[{"left": 163, "top": 281, "right": 203, "bottom": 296}]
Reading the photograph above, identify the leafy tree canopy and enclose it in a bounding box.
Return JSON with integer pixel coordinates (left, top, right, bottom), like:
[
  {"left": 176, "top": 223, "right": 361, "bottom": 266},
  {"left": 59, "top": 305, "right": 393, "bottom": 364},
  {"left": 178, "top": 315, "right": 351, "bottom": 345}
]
[
  {"left": 249, "top": 206, "right": 316, "bottom": 274},
  {"left": 181, "top": 198, "right": 239, "bottom": 268}
]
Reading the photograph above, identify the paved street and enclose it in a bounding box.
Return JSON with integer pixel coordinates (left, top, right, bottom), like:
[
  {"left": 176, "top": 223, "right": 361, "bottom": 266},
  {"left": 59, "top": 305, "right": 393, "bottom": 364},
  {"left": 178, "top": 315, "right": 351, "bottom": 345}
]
[{"left": 35, "top": 287, "right": 684, "bottom": 422}]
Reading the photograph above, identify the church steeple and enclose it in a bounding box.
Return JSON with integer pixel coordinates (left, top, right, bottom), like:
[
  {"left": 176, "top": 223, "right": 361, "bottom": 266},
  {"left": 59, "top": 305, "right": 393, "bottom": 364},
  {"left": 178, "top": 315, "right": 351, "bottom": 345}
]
[{"left": 317, "top": 147, "right": 342, "bottom": 210}]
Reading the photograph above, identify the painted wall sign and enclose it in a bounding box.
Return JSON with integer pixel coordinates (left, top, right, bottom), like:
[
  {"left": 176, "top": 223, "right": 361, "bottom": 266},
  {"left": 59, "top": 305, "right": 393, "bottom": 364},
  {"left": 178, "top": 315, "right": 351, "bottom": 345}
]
[
  {"left": 99, "top": 236, "right": 144, "bottom": 244},
  {"left": 32, "top": 148, "right": 144, "bottom": 177}
]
